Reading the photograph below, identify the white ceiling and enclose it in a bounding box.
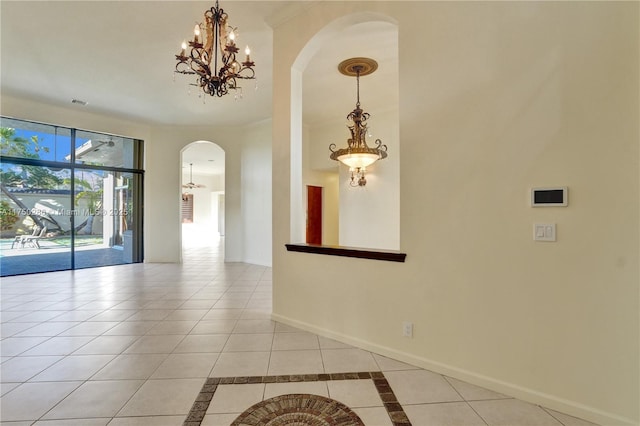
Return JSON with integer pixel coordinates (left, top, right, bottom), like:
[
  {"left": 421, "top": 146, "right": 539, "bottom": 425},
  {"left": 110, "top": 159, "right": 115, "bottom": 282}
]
[
  {"left": 182, "top": 141, "right": 225, "bottom": 176},
  {"left": 1, "top": 1, "right": 397, "bottom": 176}
]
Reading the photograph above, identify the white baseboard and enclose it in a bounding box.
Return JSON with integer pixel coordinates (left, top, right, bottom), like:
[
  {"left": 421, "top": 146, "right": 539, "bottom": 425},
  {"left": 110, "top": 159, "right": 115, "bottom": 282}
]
[
  {"left": 271, "top": 312, "right": 636, "bottom": 426},
  {"left": 242, "top": 258, "right": 272, "bottom": 268}
]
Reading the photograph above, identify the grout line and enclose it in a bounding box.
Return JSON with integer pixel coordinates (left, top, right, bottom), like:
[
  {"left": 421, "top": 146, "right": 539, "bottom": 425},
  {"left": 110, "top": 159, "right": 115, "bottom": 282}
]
[
  {"left": 443, "top": 375, "right": 495, "bottom": 426},
  {"left": 33, "top": 379, "right": 86, "bottom": 424},
  {"left": 318, "top": 339, "right": 327, "bottom": 375},
  {"left": 467, "top": 401, "right": 491, "bottom": 426},
  {"left": 541, "top": 405, "right": 571, "bottom": 426}
]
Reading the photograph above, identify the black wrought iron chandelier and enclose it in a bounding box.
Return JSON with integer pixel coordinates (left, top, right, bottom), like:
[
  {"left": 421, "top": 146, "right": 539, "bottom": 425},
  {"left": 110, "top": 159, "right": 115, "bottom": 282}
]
[
  {"left": 330, "top": 58, "right": 387, "bottom": 187},
  {"left": 174, "top": 0, "right": 256, "bottom": 98}
]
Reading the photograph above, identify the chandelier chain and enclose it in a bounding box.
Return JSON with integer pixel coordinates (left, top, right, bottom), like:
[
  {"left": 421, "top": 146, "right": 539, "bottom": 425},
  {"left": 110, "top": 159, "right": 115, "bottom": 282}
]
[{"left": 356, "top": 66, "right": 361, "bottom": 108}]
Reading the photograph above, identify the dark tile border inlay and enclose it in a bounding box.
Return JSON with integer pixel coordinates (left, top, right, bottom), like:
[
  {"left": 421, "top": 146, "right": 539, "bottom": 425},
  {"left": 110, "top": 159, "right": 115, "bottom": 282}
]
[
  {"left": 184, "top": 371, "right": 411, "bottom": 426},
  {"left": 285, "top": 243, "right": 407, "bottom": 263}
]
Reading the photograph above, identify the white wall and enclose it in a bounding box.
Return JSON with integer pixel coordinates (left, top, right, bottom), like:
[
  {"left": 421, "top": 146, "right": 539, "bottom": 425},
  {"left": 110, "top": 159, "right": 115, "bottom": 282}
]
[
  {"left": 339, "top": 110, "right": 399, "bottom": 250},
  {"left": 271, "top": 2, "right": 639, "bottom": 425},
  {"left": 303, "top": 124, "right": 339, "bottom": 246},
  {"left": 241, "top": 120, "right": 273, "bottom": 266},
  {"left": 148, "top": 124, "right": 273, "bottom": 265},
  {"left": 0, "top": 95, "right": 152, "bottom": 144},
  {"left": 181, "top": 172, "right": 223, "bottom": 226},
  {"left": 217, "top": 194, "right": 225, "bottom": 236},
  {"left": 1, "top": 94, "right": 272, "bottom": 265},
  {"left": 145, "top": 126, "right": 246, "bottom": 262}
]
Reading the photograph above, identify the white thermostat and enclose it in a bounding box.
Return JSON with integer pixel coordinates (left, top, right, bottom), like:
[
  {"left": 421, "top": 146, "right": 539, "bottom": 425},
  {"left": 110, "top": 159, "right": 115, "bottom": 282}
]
[{"left": 531, "top": 187, "right": 568, "bottom": 207}]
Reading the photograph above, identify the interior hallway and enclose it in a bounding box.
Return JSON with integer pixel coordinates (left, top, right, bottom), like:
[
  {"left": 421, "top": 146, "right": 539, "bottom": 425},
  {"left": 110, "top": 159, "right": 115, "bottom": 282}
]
[{"left": 0, "top": 228, "right": 596, "bottom": 425}]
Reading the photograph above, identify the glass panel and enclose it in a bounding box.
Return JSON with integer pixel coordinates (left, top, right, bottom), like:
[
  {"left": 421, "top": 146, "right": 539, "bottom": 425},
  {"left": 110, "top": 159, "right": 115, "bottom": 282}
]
[
  {"left": 73, "top": 169, "right": 141, "bottom": 269},
  {"left": 75, "top": 130, "right": 135, "bottom": 168},
  {"left": 0, "top": 161, "right": 72, "bottom": 275},
  {"left": 0, "top": 116, "right": 144, "bottom": 276},
  {"left": 1, "top": 117, "right": 72, "bottom": 163}
]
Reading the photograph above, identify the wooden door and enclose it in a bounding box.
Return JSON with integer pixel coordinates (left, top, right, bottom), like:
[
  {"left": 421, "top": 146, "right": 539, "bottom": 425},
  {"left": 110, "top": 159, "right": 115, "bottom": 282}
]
[{"left": 306, "top": 186, "right": 322, "bottom": 245}]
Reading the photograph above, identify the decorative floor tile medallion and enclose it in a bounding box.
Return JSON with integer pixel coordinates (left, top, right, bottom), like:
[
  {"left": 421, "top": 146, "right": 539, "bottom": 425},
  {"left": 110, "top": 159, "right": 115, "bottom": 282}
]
[
  {"left": 231, "top": 393, "right": 364, "bottom": 426},
  {"left": 184, "top": 372, "right": 411, "bottom": 426}
]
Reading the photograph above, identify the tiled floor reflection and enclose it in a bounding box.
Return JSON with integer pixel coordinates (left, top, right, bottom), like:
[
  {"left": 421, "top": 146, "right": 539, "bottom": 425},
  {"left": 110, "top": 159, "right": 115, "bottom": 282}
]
[{"left": 0, "top": 233, "right": 598, "bottom": 425}]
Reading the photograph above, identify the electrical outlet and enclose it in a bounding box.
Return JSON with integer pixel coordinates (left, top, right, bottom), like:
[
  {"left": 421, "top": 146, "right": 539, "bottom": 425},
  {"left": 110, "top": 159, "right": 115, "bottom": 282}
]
[{"left": 402, "top": 321, "right": 413, "bottom": 338}]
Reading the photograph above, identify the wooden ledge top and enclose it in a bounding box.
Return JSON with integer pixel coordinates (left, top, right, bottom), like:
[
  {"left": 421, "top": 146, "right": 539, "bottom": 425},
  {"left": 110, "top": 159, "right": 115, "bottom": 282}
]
[{"left": 285, "top": 243, "right": 406, "bottom": 263}]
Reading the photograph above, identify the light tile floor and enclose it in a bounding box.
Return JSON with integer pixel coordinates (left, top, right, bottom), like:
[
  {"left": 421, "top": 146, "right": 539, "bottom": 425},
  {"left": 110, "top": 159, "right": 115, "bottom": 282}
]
[{"left": 0, "top": 236, "right": 598, "bottom": 426}]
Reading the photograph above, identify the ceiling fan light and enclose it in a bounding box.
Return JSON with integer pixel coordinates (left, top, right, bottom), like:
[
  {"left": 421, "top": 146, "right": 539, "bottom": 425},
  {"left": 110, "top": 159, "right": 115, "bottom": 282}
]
[{"left": 183, "top": 163, "right": 206, "bottom": 189}]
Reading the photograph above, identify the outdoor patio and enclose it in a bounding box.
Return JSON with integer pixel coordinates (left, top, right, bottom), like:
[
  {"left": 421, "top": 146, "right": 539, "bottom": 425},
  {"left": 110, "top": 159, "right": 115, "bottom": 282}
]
[{"left": 0, "top": 238, "right": 128, "bottom": 276}]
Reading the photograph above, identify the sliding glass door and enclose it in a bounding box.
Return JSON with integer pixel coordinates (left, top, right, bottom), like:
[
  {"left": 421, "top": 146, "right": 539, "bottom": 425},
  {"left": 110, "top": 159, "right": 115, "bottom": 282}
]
[
  {"left": 0, "top": 162, "right": 73, "bottom": 275},
  {"left": 0, "top": 117, "right": 144, "bottom": 276},
  {"left": 72, "top": 169, "right": 142, "bottom": 270}
]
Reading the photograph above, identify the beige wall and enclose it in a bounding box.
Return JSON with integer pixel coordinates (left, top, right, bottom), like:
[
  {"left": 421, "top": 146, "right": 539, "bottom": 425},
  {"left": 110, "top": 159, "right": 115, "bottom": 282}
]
[
  {"left": 241, "top": 120, "right": 273, "bottom": 266},
  {"left": 271, "top": 2, "right": 639, "bottom": 425}
]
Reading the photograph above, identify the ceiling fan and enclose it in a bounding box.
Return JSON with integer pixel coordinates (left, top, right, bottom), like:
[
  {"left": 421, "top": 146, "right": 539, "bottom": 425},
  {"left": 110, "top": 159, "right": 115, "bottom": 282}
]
[{"left": 182, "top": 163, "right": 206, "bottom": 189}]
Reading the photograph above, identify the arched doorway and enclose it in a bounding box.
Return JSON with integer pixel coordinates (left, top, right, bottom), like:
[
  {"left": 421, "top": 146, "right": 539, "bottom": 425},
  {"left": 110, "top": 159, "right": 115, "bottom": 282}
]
[
  {"left": 180, "top": 141, "right": 225, "bottom": 252},
  {"left": 291, "top": 14, "right": 400, "bottom": 250}
]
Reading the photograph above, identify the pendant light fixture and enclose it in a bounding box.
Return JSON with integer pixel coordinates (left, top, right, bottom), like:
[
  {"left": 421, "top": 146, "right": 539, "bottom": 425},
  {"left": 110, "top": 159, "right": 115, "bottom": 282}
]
[
  {"left": 174, "top": 0, "right": 256, "bottom": 98},
  {"left": 329, "top": 57, "right": 387, "bottom": 187}
]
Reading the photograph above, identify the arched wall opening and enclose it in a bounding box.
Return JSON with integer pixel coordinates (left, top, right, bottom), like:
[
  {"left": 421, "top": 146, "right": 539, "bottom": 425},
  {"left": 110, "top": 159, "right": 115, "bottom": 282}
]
[
  {"left": 290, "top": 13, "right": 400, "bottom": 250},
  {"left": 180, "top": 141, "right": 226, "bottom": 253}
]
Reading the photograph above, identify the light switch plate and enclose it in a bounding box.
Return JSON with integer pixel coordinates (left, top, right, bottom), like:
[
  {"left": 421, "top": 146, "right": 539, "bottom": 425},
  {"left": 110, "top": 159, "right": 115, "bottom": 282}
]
[{"left": 534, "top": 223, "right": 556, "bottom": 242}]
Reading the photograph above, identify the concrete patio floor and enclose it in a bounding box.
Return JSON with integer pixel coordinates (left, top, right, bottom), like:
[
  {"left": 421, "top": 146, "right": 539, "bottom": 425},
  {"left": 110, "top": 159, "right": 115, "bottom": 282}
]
[{"left": 0, "top": 241, "right": 129, "bottom": 276}]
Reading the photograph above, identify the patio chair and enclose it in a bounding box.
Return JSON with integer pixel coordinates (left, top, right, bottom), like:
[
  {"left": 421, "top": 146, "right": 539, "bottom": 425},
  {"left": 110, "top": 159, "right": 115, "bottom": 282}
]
[
  {"left": 11, "top": 226, "right": 41, "bottom": 249},
  {"left": 20, "top": 226, "right": 48, "bottom": 249}
]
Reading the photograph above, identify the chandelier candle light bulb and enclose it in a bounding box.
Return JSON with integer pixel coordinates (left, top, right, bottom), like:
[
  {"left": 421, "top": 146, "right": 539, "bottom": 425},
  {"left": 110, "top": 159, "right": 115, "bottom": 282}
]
[{"left": 193, "top": 24, "right": 200, "bottom": 43}]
